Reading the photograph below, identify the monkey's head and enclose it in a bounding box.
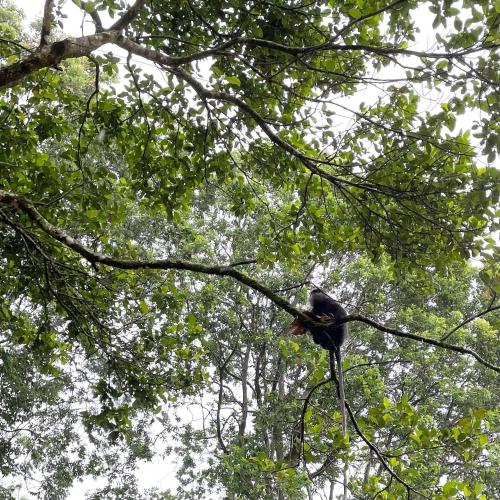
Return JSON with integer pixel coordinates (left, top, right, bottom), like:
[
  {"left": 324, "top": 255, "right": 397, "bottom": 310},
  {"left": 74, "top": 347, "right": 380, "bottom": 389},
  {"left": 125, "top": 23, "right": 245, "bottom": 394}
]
[{"left": 309, "top": 288, "right": 326, "bottom": 305}]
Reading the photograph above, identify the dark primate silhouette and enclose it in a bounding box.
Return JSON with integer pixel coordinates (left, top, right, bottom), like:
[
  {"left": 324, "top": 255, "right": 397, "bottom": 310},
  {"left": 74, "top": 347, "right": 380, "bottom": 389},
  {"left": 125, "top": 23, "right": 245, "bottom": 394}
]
[
  {"left": 287, "top": 288, "right": 349, "bottom": 498},
  {"left": 308, "top": 288, "right": 347, "bottom": 351}
]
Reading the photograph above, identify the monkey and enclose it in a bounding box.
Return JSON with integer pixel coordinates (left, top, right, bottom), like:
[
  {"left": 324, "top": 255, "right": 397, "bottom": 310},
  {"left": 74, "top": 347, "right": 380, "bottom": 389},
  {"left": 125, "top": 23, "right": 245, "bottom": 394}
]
[
  {"left": 288, "top": 289, "right": 347, "bottom": 350},
  {"left": 287, "top": 289, "right": 348, "bottom": 497},
  {"left": 309, "top": 289, "right": 348, "bottom": 498},
  {"left": 308, "top": 288, "right": 347, "bottom": 351}
]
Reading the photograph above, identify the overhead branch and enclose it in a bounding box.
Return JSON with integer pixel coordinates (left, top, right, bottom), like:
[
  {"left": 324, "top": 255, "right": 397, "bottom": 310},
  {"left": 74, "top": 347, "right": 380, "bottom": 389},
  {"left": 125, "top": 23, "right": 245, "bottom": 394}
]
[
  {"left": 233, "top": 37, "right": 498, "bottom": 60},
  {"left": 338, "top": 315, "right": 500, "bottom": 374},
  {"left": 39, "top": 0, "right": 55, "bottom": 48},
  {"left": 0, "top": 32, "right": 236, "bottom": 90},
  {"left": 113, "top": 39, "right": 358, "bottom": 192},
  {"left": 0, "top": 32, "right": 120, "bottom": 89},
  {"left": 1, "top": 189, "right": 499, "bottom": 375},
  {"left": 1, "top": 7, "right": 496, "bottom": 93},
  {"left": 81, "top": 1, "right": 104, "bottom": 32},
  {"left": 115, "top": 41, "right": 472, "bottom": 209},
  {"left": 108, "top": 0, "right": 147, "bottom": 31},
  {"left": 0, "top": 29, "right": 488, "bottom": 215}
]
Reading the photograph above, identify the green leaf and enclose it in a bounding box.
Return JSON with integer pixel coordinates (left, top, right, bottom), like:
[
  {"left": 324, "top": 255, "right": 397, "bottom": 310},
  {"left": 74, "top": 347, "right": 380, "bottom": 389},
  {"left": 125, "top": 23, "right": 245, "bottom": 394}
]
[
  {"left": 225, "top": 76, "right": 241, "bottom": 86},
  {"left": 85, "top": 209, "right": 99, "bottom": 218},
  {"left": 83, "top": 1, "right": 95, "bottom": 13},
  {"left": 348, "top": 7, "right": 361, "bottom": 18},
  {"left": 478, "top": 434, "right": 488, "bottom": 446},
  {"left": 443, "top": 481, "right": 458, "bottom": 496}
]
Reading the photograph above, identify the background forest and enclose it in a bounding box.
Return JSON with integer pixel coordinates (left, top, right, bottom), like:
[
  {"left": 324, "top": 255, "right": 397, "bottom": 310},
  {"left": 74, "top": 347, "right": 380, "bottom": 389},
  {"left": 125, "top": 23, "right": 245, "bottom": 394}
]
[{"left": 0, "top": 0, "right": 499, "bottom": 498}]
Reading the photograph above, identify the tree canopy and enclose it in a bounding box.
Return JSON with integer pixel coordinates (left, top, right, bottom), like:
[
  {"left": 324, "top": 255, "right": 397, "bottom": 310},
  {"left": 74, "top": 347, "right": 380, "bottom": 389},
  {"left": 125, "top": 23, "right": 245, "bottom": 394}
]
[{"left": 0, "top": 0, "right": 499, "bottom": 498}]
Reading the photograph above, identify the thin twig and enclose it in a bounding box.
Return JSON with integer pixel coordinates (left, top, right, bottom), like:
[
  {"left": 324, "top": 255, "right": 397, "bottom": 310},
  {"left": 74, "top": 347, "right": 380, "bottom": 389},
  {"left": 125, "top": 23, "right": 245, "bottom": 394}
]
[{"left": 440, "top": 303, "right": 500, "bottom": 341}]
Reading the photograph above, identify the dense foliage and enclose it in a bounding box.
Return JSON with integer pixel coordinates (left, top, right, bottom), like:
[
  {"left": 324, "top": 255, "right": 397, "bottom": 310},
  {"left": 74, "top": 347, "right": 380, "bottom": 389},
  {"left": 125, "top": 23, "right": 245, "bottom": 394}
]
[{"left": 0, "top": 0, "right": 499, "bottom": 498}]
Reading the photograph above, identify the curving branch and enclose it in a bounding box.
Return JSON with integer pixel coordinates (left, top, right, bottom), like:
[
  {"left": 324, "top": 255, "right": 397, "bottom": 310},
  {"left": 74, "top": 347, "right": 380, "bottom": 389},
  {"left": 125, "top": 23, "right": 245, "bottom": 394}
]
[
  {"left": 340, "top": 314, "right": 500, "bottom": 373},
  {"left": 1, "top": 9, "right": 496, "bottom": 92},
  {"left": 1, "top": 188, "right": 499, "bottom": 374},
  {"left": 328, "top": 364, "right": 429, "bottom": 498},
  {"left": 305, "top": 364, "right": 428, "bottom": 497},
  {"left": 331, "top": 0, "right": 407, "bottom": 42},
  {"left": 0, "top": 189, "right": 299, "bottom": 315},
  {"left": 344, "top": 398, "right": 430, "bottom": 499},
  {"left": 300, "top": 379, "right": 331, "bottom": 466}
]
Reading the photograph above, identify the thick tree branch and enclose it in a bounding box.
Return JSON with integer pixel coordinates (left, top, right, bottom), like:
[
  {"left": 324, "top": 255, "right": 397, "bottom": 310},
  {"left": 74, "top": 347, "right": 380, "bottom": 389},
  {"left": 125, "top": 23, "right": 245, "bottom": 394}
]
[
  {"left": 2, "top": 16, "right": 495, "bottom": 93},
  {"left": 0, "top": 32, "right": 235, "bottom": 90},
  {"left": 0, "top": 32, "right": 120, "bottom": 89},
  {"left": 1, "top": 189, "right": 499, "bottom": 374},
  {"left": 0, "top": 0, "right": 144, "bottom": 89}
]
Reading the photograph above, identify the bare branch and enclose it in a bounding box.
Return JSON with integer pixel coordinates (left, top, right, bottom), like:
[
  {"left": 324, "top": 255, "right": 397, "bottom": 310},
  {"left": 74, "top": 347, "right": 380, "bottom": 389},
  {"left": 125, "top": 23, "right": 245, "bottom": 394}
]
[
  {"left": 39, "top": 0, "right": 55, "bottom": 48},
  {"left": 341, "top": 314, "right": 500, "bottom": 374},
  {"left": 108, "top": 0, "right": 147, "bottom": 31},
  {"left": 81, "top": 1, "right": 104, "bottom": 32},
  {"left": 440, "top": 303, "right": 500, "bottom": 341}
]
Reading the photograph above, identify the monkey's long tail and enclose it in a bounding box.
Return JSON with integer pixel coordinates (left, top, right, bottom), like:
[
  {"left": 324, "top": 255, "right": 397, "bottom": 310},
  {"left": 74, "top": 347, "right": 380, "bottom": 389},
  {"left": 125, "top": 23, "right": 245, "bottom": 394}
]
[
  {"left": 331, "top": 349, "right": 348, "bottom": 500},
  {"left": 335, "top": 348, "right": 347, "bottom": 440}
]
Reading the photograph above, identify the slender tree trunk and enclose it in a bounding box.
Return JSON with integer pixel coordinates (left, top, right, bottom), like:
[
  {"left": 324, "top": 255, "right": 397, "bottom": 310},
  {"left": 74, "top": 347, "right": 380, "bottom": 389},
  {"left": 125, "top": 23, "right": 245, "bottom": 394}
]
[
  {"left": 363, "top": 448, "right": 374, "bottom": 485},
  {"left": 238, "top": 344, "right": 251, "bottom": 446}
]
